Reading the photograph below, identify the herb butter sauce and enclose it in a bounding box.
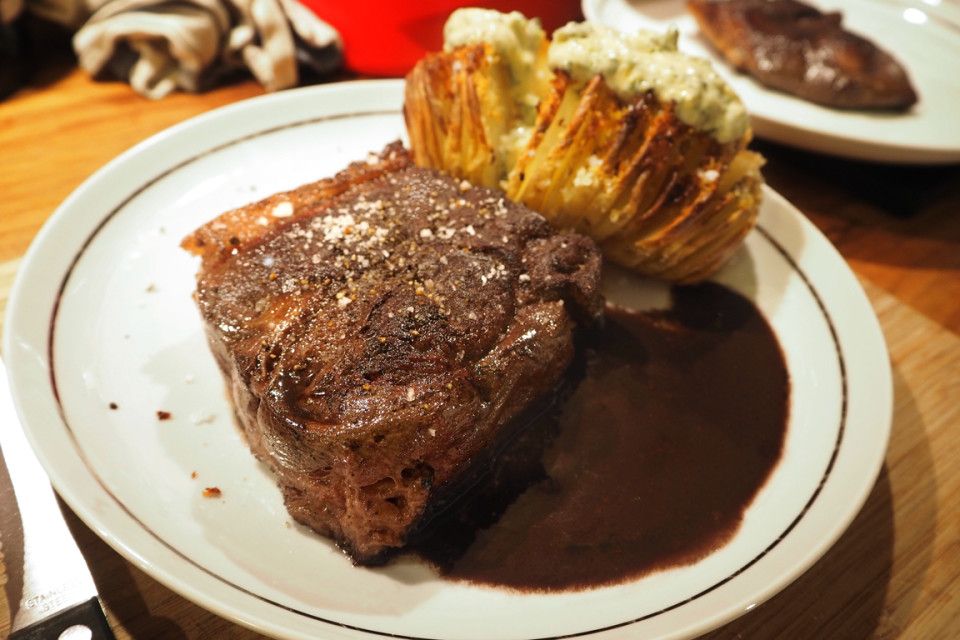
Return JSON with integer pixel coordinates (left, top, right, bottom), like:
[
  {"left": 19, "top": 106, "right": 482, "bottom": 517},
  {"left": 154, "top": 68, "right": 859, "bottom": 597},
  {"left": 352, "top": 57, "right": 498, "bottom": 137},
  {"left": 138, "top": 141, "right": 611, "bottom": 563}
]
[
  {"left": 443, "top": 10, "right": 749, "bottom": 143},
  {"left": 443, "top": 8, "right": 546, "bottom": 109},
  {"left": 549, "top": 22, "right": 748, "bottom": 143}
]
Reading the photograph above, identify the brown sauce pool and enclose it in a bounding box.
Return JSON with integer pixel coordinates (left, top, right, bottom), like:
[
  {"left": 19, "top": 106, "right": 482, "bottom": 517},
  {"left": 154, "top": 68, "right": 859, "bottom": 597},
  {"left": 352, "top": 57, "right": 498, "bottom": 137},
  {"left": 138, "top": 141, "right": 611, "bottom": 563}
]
[{"left": 409, "top": 282, "right": 790, "bottom": 591}]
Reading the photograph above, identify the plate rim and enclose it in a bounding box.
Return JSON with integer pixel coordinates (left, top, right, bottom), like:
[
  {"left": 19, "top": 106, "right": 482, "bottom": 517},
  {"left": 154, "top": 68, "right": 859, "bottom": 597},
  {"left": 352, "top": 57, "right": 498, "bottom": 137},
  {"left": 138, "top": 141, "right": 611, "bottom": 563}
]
[
  {"left": 581, "top": 0, "right": 960, "bottom": 164},
  {"left": 3, "top": 79, "right": 893, "bottom": 640}
]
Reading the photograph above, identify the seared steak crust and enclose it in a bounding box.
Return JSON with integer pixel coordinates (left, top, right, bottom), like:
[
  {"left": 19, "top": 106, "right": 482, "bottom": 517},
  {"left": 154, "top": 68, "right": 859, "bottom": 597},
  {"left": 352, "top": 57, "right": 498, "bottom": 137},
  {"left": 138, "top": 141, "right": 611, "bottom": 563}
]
[{"left": 183, "top": 143, "right": 602, "bottom": 563}]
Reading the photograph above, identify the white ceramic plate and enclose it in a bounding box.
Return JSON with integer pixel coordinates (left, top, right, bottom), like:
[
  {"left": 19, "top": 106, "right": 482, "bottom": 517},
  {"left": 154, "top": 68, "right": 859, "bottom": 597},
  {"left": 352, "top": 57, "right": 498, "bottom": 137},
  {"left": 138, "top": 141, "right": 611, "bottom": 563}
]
[
  {"left": 4, "top": 80, "right": 891, "bottom": 640},
  {"left": 583, "top": 0, "right": 960, "bottom": 164}
]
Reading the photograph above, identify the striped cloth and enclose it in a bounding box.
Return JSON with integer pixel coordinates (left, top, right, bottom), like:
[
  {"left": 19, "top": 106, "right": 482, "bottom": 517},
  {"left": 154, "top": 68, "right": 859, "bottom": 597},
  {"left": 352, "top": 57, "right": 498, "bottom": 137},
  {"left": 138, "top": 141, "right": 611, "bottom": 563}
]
[{"left": 12, "top": 0, "right": 342, "bottom": 98}]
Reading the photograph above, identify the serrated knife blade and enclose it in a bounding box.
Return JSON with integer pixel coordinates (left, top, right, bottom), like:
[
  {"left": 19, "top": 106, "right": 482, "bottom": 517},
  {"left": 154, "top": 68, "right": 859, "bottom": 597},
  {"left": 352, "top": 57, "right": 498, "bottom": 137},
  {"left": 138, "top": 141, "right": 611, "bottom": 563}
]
[{"left": 0, "top": 360, "right": 114, "bottom": 639}]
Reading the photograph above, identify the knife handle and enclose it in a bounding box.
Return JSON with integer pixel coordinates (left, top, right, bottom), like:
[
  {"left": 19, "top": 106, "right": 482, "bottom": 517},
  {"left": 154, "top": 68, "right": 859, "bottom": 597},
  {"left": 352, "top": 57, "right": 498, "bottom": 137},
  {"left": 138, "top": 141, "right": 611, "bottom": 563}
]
[{"left": 11, "top": 597, "right": 115, "bottom": 640}]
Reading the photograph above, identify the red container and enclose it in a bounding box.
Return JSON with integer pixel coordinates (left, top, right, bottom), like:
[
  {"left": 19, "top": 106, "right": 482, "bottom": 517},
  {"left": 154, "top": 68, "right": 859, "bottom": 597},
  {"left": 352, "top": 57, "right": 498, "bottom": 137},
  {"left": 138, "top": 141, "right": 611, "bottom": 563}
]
[{"left": 301, "top": 1, "right": 582, "bottom": 76}]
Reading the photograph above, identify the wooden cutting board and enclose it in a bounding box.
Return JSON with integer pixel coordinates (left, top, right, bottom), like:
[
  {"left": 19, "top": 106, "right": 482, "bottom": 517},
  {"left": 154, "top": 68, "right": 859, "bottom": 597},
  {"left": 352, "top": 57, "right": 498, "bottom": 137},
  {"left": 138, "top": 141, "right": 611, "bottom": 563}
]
[{"left": 1, "top": 259, "right": 957, "bottom": 639}]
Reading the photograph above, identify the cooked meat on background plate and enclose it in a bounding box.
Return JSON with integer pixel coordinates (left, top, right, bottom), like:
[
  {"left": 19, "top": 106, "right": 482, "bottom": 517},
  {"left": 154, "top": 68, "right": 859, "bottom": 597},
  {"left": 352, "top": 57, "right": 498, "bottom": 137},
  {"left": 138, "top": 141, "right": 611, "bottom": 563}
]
[{"left": 687, "top": 0, "right": 919, "bottom": 110}]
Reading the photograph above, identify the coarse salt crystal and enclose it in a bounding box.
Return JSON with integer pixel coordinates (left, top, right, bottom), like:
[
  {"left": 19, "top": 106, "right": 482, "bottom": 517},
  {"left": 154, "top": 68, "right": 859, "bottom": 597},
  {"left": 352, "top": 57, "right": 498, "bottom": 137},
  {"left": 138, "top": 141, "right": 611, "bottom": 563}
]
[
  {"left": 272, "top": 201, "right": 294, "bottom": 218},
  {"left": 317, "top": 213, "right": 356, "bottom": 243},
  {"left": 406, "top": 387, "right": 415, "bottom": 402}
]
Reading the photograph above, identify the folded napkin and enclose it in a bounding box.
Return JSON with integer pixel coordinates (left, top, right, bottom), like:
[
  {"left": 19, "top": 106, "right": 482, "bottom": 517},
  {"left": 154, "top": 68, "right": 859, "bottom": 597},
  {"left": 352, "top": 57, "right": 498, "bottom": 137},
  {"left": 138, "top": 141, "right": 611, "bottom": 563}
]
[{"left": 21, "top": 0, "right": 342, "bottom": 98}]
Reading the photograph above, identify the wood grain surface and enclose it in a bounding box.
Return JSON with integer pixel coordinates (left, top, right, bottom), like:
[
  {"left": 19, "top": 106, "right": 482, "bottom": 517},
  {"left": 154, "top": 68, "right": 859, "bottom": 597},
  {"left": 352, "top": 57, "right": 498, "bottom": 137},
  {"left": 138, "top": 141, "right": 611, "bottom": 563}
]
[{"left": 1, "top": 34, "right": 959, "bottom": 640}]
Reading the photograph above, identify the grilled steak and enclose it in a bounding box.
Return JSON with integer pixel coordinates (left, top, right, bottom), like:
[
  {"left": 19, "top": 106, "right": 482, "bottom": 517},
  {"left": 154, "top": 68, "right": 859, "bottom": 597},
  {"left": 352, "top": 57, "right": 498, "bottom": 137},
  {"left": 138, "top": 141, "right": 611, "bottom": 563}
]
[
  {"left": 182, "top": 143, "right": 602, "bottom": 563},
  {"left": 688, "top": 0, "right": 918, "bottom": 110}
]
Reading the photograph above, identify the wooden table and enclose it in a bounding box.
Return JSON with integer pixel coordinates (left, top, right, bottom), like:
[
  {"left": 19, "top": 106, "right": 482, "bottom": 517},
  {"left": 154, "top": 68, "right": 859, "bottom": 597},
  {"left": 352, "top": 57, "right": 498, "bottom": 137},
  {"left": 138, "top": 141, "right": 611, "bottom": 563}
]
[{"left": 2, "top": 51, "right": 959, "bottom": 640}]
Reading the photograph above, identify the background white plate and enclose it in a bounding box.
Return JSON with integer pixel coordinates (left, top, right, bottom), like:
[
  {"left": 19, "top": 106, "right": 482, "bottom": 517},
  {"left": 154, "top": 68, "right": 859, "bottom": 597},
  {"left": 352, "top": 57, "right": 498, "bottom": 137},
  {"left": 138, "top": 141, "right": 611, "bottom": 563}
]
[
  {"left": 583, "top": 0, "right": 960, "bottom": 164},
  {"left": 4, "top": 80, "right": 891, "bottom": 640}
]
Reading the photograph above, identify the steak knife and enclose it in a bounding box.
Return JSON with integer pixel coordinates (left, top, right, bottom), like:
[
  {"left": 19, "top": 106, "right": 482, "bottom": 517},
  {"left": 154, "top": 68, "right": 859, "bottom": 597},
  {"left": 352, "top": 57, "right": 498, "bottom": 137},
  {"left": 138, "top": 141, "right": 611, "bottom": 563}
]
[{"left": 0, "top": 361, "right": 114, "bottom": 639}]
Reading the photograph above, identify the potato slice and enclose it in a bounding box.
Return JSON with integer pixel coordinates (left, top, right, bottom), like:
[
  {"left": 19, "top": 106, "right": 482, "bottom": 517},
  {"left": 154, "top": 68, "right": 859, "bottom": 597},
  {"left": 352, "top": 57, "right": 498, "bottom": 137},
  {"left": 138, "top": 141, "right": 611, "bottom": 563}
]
[{"left": 404, "top": 41, "right": 765, "bottom": 283}]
